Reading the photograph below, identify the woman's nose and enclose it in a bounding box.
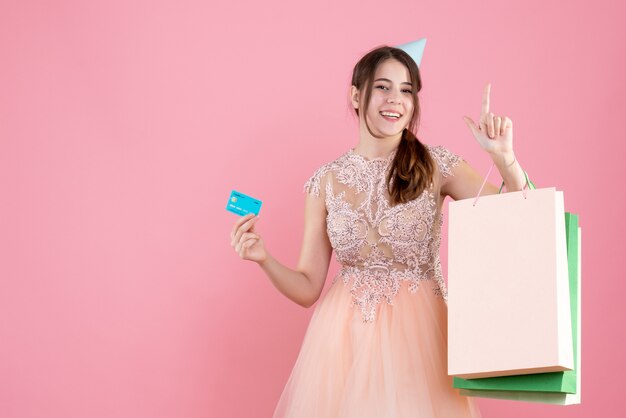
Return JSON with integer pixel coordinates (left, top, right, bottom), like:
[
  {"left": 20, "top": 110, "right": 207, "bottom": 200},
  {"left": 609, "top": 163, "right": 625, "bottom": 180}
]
[{"left": 387, "top": 95, "right": 401, "bottom": 104}]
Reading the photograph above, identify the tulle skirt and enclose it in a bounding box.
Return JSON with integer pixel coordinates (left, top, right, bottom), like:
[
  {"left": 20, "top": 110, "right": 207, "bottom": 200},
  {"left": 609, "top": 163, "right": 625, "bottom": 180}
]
[{"left": 273, "top": 274, "right": 482, "bottom": 418}]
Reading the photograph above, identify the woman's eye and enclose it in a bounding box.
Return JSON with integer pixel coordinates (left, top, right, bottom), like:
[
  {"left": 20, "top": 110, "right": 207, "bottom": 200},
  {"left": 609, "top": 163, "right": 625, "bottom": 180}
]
[{"left": 376, "top": 85, "right": 412, "bottom": 94}]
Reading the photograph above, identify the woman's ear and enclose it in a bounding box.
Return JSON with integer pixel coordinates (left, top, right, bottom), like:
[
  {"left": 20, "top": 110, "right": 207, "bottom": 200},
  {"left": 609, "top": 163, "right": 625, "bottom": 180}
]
[{"left": 350, "top": 85, "right": 359, "bottom": 109}]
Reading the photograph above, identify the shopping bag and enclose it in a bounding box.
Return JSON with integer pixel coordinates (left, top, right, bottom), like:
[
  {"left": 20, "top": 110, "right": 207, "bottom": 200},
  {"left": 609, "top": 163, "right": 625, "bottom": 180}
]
[
  {"left": 454, "top": 213, "right": 580, "bottom": 395},
  {"left": 458, "top": 220, "right": 581, "bottom": 405},
  {"left": 448, "top": 186, "right": 573, "bottom": 379}
]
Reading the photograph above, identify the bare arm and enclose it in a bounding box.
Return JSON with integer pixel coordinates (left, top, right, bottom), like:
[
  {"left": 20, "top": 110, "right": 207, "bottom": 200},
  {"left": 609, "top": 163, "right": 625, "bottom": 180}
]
[
  {"left": 230, "top": 185, "right": 332, "bottom": 308},
  {"left": 442, "top": 155, "right": 527, "bottom": 201}
]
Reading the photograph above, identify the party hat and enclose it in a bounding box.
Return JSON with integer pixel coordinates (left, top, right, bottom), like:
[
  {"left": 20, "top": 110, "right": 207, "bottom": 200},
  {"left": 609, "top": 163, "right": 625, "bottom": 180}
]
[{"left": 396, "top": 38, "right": 427, "bottom": 67}]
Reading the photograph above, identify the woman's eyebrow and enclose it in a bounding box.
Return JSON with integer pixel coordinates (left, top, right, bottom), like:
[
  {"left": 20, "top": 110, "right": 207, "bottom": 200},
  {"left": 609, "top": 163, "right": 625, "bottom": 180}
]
[{"left": 374, "top": 78, "right": 412, "bottom": 86}]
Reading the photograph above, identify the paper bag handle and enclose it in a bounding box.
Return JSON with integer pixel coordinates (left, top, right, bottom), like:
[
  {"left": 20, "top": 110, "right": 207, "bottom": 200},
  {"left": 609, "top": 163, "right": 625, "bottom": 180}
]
[{"left": 472, "top": 162, "right": 535, "bottom": 207}]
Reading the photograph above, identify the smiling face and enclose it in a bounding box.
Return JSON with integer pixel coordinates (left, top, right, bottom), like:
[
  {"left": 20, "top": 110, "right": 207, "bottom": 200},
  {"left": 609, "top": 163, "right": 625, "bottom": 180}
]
[{"left": 351, "top": 58, "right": 415, "bottom": 140}]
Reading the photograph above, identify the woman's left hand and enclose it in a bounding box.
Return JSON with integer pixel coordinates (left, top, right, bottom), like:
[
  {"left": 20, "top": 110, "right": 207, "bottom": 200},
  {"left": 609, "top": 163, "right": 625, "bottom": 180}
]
[{"left": 462, "top": 83, "right": 513, "bottom": 157}]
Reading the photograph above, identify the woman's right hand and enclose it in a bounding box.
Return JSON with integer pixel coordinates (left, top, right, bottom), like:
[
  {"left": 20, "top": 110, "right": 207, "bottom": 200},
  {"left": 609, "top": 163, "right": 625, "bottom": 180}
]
[{"left": 230, "top": 213, "right": 267, "bottom": 263}]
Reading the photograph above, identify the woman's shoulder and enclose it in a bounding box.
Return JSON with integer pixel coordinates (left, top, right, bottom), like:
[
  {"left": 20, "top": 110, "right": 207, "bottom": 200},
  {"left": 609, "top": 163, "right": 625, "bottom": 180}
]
[
  {"left": 424, "top": 143, "right": 465, "bottom": 177},
  {"left": 302, "top": 149, "right": 351, "bottom": 197},
  {"left": 424, "top": 143, "right": 461, "bottom": 158}
]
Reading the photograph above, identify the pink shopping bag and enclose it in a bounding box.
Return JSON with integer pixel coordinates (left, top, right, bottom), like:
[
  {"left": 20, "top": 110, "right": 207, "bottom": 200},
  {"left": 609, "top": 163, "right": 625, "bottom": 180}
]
[{"left": 447, "top": 187, "right": 573, "bottom": 379}]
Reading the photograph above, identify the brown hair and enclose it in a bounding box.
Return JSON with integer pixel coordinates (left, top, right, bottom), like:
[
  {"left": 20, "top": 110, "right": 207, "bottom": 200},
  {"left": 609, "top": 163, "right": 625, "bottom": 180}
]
[{"left": 350, "top": 45, "right": 435, "bottom": 207}]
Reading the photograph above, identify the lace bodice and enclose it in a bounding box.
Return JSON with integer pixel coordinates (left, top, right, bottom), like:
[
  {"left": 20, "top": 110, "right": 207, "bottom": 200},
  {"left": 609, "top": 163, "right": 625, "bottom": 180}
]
[{"left": 303, "top": 144, "right": 463, "bottom": 322}]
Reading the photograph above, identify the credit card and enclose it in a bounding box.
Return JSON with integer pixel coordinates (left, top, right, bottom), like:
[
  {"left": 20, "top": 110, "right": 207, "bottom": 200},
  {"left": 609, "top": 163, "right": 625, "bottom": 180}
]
[{"left": 226, "top": 189, "right": 262, "bottom": 216}]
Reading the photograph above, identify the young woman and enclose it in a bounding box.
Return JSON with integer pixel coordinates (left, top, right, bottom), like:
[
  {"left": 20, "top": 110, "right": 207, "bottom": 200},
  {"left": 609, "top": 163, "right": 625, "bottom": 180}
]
[{"left": 230, "top": 45, "right": 528, "bottom": 417}]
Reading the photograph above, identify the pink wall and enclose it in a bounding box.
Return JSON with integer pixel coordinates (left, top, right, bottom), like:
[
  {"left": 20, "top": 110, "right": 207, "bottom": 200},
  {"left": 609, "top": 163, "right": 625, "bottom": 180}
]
[{"left": 1, "top": 0, "right": 624, "bottom": 417}]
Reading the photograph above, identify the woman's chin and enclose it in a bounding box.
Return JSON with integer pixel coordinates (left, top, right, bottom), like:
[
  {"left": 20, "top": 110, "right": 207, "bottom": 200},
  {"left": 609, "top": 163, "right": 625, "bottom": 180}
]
[{"left": 377, "top": 127, "right": 405, "bottom": 138}]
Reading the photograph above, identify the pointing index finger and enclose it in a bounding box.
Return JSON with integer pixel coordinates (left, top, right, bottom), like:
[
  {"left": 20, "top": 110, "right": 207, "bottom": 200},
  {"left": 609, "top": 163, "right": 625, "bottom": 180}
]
[{"left": 481, "top": 83, "right": 491, "bottom": 117}]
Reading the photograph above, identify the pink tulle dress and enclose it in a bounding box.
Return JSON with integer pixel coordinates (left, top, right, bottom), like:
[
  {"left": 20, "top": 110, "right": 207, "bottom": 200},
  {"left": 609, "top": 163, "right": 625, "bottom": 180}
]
[{"left": 273, "top": 144, "right": 482, "bottom": 418}]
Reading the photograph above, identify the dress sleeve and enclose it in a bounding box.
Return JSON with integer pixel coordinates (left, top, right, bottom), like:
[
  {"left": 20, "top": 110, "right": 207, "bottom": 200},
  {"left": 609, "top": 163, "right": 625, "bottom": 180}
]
[
  {"left": 303, "top": 164, "right": 329, "bottom": 199},
  {"left": 429, "top": 145, "right": 464, "bottom": 178}
]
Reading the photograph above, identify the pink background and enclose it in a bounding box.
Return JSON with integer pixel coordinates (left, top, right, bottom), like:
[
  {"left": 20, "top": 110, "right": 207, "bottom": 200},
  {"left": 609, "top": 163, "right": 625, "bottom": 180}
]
[{"left": 1, "top": 0, "right": 624, "bottom": 417}]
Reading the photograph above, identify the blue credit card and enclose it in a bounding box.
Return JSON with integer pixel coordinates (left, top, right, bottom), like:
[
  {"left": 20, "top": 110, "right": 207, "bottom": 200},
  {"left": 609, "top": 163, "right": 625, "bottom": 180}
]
[{"left": 226, "top": 189, "right": 262, "bottom": 216}]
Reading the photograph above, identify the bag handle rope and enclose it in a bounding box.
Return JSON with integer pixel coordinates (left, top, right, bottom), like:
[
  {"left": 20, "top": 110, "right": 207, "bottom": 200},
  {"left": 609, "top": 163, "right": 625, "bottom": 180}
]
[{"left": 472, "top": 162, "right": 535, "bottom": 207}]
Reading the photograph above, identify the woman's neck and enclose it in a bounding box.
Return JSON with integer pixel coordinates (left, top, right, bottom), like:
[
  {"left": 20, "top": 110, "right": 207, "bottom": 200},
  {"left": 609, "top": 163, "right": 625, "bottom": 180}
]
[{"left": 353, "top": 136, "right": 402, "bottom": 160}]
